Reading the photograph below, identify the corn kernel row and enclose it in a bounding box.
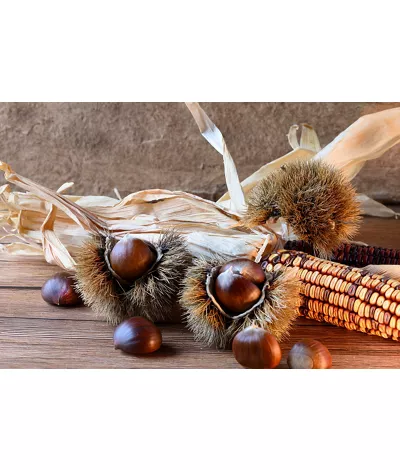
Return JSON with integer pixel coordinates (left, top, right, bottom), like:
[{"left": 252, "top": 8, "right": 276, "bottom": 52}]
[
  {"left": 264, "top": 250, "right": 400, "bottom": 341},
  {"left": 283, "top": 240, "right": 400, "bottom": 267}
]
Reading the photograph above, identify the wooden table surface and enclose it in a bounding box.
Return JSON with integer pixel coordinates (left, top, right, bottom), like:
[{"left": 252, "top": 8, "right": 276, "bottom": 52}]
[{"left": 1, "top": 212, "right": 400, "bottom": 369}]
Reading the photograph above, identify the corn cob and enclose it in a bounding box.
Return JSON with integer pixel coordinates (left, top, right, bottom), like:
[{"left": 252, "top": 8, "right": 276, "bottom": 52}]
[
  {"left": 284, "top": 240, "right": 400, "bottom": 267},
  {"left": 264, "top": 250, "right": 400, "bottom": 341}
]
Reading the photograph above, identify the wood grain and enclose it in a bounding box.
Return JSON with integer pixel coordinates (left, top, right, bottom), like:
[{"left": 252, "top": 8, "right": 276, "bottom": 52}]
[{"left": 0, "top": 212, "right": 399, "bottom": 368}]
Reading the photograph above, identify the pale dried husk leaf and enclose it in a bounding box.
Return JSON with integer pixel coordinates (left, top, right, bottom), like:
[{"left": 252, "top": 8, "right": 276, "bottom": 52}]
[
  {"left": 214, "top": 106, "right": 400, "bottom": 219},
  {"left": 0, "top": 161, "right": 108, "bottom": 234},
  {"left": 41, "top": 204, "right": 76, "bottom": 270},
  {"left": 0, "top": 163, "right": 273, "bottom": 270},
  {"left": 218, "top": 123, "right": 321, "bottom": 207},
  {"left": 40, "top": 182, "right": 80, "bottom": 270},
  {"left": 363, "top": 264, "right": 400, "bottom": 282},
  {"left": 0, "top": 242, "right": 43, "bottom": 256},
  {"left": 357, "top": 194, "right": 400, "bottom": 218},
  {"left": 186, "top": 102, "right": 246, "bottom": 215},
  {"left": 314, "top": 107, "right": 400, "bottom": 180}
]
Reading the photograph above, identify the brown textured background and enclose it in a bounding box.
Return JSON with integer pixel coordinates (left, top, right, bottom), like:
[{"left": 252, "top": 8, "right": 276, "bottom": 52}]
[{"left": 1, "top": 102, "right": 399, "bottom": 202}]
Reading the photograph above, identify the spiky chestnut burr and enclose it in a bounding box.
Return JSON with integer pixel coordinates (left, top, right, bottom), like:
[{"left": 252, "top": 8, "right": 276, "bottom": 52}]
[
  {"left": 243, "top": 160, "right": 361, "bottom": 257},
  {"left": 179, "top": 256, "right": 300, "bottom": 349},
  {"left": 74, "top": 230, "right": 192, "bottom": 325}
]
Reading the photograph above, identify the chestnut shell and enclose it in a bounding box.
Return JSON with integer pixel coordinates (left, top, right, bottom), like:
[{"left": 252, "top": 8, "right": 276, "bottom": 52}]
[
  {"left": 114, "top": 317, "right": 162, "bottom": 354},
  {"left": 287, "top": 339, "right": 332, "bottom": 369},
  {"left": 207, "top": 259, "right": 272, "bottom": 318},
  {"left": 41, "top": 272, "right": 82, "bottom": 307},
  {"left": 232, "top": 327, "right": 282, "bottom": 369},
  {"left": 219, "top": 258, "right": 266, "bottom": 284},
  {"left": 215, "top": 269, "right": 262, "bottom": 314},
  {"left": 109, "top": 237, "right": 157, "bottom": 284}
]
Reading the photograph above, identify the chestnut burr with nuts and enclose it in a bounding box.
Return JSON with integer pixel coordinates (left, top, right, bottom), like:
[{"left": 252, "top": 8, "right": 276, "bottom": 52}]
[
  {"left": 214, "top": 259, "right": 266, "bottom": 315},
  {"left": 74, "top": 231, "right": 192, "bottom": 324},
  {"left": 232, "top": 326, "right": 282, "bottom": 368},
  {"left": 41, "top": 272, "right": 82, "bottom": 307},
  {"left": 180, "top": 255, "right": 300, "bottom": 348},
  {"left": 287, "top": 339, "right": 332, "bottom": 369}
]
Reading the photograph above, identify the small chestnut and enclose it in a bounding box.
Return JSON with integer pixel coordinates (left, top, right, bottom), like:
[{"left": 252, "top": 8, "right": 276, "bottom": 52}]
[
  {"left": 287, "top": 339, "right": 332, "bottom": 369},
  {"left": 232, "top": 326, "right": 282, "bottom": 369},
  {"left": 109, "top": 237, "right": 157, "bottom": 284},
  {"left": 41, "top": 272, "right": 82, "bottom": 307},
  {"left": 214, "top": 259, "right": 265, "bottom": 314},
  {"left": 114, "top": 317, "right": 162, "bottom": 354}
]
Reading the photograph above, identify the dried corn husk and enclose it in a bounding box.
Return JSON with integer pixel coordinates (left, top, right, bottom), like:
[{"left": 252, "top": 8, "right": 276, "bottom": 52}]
[
  {"left": 215, "top": 105, "right": 400, "bottom": 219},
  {"left": 0, "top": 104, "right": 399, "bottom": 271},
  {"left": 314, "top": 107, "right": 400, "bottom": 179},
  {"left": 217, "top": 123, "right": 321, "bottom": 207},
  {"left": 357, "top": 193, "right": 400, "bottom": 218},
  {"left": 186, "top": 102, "right": 246, "bottom": 215},
  {"left": 0, "top": 162, "right": 276, "bottom": 269}
]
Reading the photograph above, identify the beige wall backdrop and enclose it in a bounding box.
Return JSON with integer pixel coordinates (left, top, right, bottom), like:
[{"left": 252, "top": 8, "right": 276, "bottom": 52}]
[{"left": 0, "top": 102, "right": 399, "bottom": 202}]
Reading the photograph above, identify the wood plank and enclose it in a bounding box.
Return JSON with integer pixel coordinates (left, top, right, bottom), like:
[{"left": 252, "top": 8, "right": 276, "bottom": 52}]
[
  {"left": 357, "top": 215, "right": 400, "bottom": 248},
  {"left": 0, "top": 288, "right": 181, "bottom": 322},
  {"left": 0, "top": 318, "right": 399, "bottom": 369},
  {"left": 0, "top": 256, "right": 61, "bottom": 287},
  {"left": 0, "top": 319, "right": 238, "bottom": 369},
  {"left": 0, "top": 288, "right": 97, "bottom": 321}
]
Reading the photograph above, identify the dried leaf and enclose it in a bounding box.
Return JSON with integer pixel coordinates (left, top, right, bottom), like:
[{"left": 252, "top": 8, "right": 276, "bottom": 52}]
[
  {"left": 314, "top": 107, "right": 400, "bottom": 180},
  {"left": 0, "top": 161, "right": 108, "bottom": 234},
  {"left": 41, "top": 203, "right": 76, "bottom": 270},
  {"left": 362, "top": 264, "right": 400, "bottom": 282},
  {"left": 299, "top": 124, "right": 322, "bottom": 152},
  {"left": 0, "top": 161, "right": 274, "bottom": 269},
  {"left": 357, "top": 194, "right": 400, "bottom": 218},
  {"left": 287, "top": 124, "right": 300, "bottom": 149},
  {"left": 185, "top": 102, "right": 246, "bottom": 214},
  {"left": 218, "top": 124, "right": 318, "bottom": 207},
  {"left": 186, "top": 231, "right": 274, "bottom": 260},
  {"left": 0, "top": 243, "right": 43, "bottom": 256}
]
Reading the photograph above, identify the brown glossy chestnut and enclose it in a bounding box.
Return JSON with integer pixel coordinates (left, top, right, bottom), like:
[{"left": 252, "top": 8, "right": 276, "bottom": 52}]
[
  {"left": 114, "top": 317, "right": 162, "bottom": 354},
  {"left": 287, "top": 339, "right": 332, "bottom": 369},
  {"left": 232, "top": 326, "right": 282, "bottom": 369},
  {"left": 109, "top": 237, "right": 157, "bottom": 284},
  {"left": 219, "top": 258, "right": 266, "bottom": 284},
  {"left": 41, "top": 272, "right": 82, "bottom": 307},
  {"left": 214, "top": 259, "right": 265, "bottom": 314}
]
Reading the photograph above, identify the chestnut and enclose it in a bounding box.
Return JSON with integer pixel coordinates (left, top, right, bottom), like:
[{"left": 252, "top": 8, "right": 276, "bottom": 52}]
[
  {"left": 219, "top": 259, "right": 265, "bottom": 284},
  {"left": 114, "top": 317, "right": 162, "bottom": 354},
  {"left": 214, "top": 259, "right": 265, "bottom": 314},
  {"left": 287, "top": 339, "right": 332, "bottom": 369},
  {"left": 41, "top": 272, "right": 82, "bottom": 307},
  {"left": 109, "top": 237, "right": 157, "bottom": 284},
  {"left": 232, "top": 326, "right": 282, "bottom": 369}
]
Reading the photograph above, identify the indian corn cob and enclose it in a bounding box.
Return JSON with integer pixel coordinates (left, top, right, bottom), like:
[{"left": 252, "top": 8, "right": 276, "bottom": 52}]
[
  {"left": 264, "top": 250, "right": 400, "bottom": 341},
  {"left": 284, "top": 240, "right": 400, "bottom": 268}
]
